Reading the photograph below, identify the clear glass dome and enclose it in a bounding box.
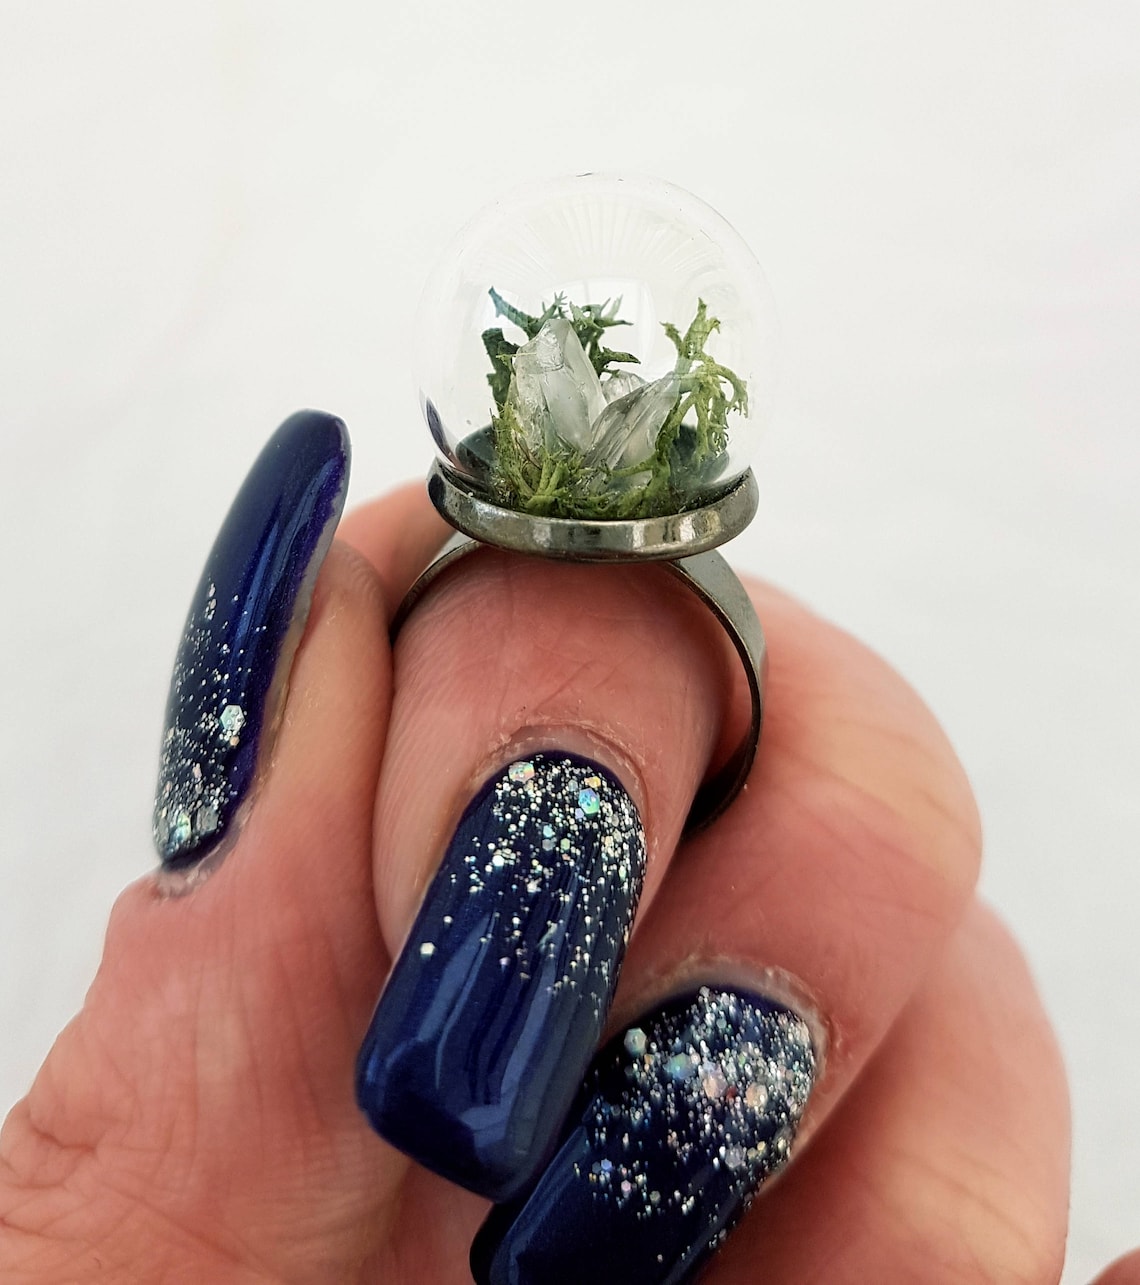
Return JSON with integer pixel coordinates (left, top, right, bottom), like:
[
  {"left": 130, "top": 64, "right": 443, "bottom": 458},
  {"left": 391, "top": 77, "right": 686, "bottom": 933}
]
[{"left": 416, "top": 174, "right": 777, "bottom": 521}]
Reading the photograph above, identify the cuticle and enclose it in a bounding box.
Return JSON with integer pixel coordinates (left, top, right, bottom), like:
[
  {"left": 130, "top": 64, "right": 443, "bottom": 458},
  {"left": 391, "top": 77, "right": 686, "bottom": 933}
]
[
  {"left": 153, "top": 827, "right": 240, "bottom": 897},
  {"left": 606, "top": 956, "right": 831, "bottom": 1076},
  {"left": 417, "top": 730, "right": 649, "bottom": 922},
  {"left": 464, "top": 723, "right": 650, "bottom": 824}
]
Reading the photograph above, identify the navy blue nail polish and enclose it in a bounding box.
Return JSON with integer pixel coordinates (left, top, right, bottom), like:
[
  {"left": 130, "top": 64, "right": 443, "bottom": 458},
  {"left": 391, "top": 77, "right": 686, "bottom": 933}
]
[
  {"left": 355, "top": 752, "right": 646, "bottom": 1202},
  {"left": 153, "top": 410, "right": 350, "bottom": 869},
  {"left": 470, "top": 986, "right": 816, "bottom": 1285}
]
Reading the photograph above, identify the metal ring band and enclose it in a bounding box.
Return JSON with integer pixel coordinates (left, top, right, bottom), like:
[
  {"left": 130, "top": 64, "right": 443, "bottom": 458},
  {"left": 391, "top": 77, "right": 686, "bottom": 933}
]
[{"left": 391, "top": 532, "right": 766, "bottom": 834}]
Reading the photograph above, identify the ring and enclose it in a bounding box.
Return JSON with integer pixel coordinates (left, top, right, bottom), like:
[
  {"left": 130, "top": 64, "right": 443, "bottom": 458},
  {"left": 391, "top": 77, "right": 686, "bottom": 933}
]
[
  {"left": 393, "top": 464, "right": 766, "bottom": 832},
  {"left": 393, "top": 174, "right": 777, "bottom": 831}
]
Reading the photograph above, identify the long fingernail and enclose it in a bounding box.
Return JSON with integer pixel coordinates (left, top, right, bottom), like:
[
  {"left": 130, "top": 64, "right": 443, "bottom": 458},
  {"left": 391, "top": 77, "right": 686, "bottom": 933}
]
[
  {"left": 470, "top": 986, "right": 817, "bottom": 1285},
  {"left": 355, "top": 752, "right": 647, "bottom": 1202},
  {"left": 153, "top": 410, "right": 350, "bottom": 871}
]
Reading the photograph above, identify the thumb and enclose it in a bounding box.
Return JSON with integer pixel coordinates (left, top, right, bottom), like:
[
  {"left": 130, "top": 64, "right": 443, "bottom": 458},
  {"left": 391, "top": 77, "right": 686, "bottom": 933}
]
[{"left": 1, "top": 417, "right": 430, "bottom": 1281}]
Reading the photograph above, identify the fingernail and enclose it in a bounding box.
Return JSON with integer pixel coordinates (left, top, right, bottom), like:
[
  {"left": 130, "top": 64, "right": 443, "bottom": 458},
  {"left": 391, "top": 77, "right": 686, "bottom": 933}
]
[
  {"left": 153, "top": 410, "right": 350, "bottom": 870},
  {"left": 470, "top": 986, "right": 817, "bottom": 1285},
  {"left": 355, "top": 751, "right": 647, "bottom": 1202}
]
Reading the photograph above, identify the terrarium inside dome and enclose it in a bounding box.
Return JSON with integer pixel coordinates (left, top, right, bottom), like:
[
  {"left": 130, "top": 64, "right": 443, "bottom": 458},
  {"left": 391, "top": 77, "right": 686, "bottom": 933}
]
[{"left": 415, "top": 175, "right": 777, "bottom": 521}]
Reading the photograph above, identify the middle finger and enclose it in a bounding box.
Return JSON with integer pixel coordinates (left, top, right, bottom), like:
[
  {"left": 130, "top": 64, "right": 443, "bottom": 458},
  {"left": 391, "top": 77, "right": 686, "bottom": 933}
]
[{"left": 354, "top": 547, "right": 736, "bottom": 1202}]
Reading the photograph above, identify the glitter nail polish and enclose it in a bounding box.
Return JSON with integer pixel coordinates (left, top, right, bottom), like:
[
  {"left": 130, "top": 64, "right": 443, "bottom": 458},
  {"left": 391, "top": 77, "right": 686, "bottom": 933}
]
[
  {"left": 470, "top": 986, "right": 816, "bottom": 1285},
  {"left": 355, "top": 752, "right": 646, "bottom": 1202},
  {"left": 153, "top": 410, "right": 350, "bottom": 869}
]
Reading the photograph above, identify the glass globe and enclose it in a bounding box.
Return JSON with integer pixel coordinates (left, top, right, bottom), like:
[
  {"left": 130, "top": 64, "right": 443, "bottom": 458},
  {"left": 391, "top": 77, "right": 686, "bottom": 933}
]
[{"left": 415, "top": 174, "right": 777, "bottom": 521}]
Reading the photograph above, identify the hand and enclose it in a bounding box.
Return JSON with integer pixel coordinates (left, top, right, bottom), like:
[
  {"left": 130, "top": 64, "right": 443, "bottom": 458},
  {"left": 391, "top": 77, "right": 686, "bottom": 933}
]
[{"left": 1, "top": 419, "right": 1076, "bottom": 1283}]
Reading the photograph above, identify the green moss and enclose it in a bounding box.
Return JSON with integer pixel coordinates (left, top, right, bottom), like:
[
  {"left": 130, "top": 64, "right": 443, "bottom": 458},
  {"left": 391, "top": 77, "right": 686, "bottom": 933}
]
[{"left": 479, "top": 290, "right": 746, "bottom": 519}]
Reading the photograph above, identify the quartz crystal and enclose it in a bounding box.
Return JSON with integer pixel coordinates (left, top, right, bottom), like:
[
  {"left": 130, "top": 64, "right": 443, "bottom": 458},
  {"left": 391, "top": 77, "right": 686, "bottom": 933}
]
[
  {"left": 587, "top": 373, "right": 680, "bottom": 474},
  {"left": 507, "top": 319, "right": 681, "bottom": 485},
  {"left": 508, "top": 320, "right": 607, "bottom": 455}
]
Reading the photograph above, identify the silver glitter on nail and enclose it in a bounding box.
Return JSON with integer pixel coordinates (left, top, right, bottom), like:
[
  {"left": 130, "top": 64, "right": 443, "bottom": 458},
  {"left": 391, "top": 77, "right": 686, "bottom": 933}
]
[
  {"left": 170, "top": 809, "right": 192, "bottom": 847},
  {"left": 407, "top": 754, "right": 646, "bottom": 1027},
  {"left": 578, "top": 987, "right": 815, "bottom": 1260},
  {"left": 624, "top": 1027, "right": 647, "bottom": 1057},
  {"left": 219, "top": 703, "right": 246, "bottom": 738},
  {"left": 153, "top": 588, "right": 248, "bottom": 859},
  {"left": 578, "top": 786, "right": 601, "bottom": 815},
  {"left": 195, "top": 803, "right": 220, "bottom": 834}
]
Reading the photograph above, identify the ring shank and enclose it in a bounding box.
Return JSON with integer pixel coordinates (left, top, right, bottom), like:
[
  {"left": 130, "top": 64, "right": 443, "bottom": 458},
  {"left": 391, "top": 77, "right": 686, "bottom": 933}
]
[{"left": 391, "top": 534, "right": 766, "bottom": 833}]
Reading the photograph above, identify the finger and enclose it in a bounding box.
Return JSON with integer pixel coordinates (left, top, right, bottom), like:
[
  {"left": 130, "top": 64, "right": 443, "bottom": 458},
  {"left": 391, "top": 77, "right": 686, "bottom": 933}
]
[
  {"left": 470, "top": 983, "right": 818, "bottom": 1284},
  {"left": 471, "top": 904, "right": 1065, "bottom": 1285},
  {"left": 354, "top": 548, "right": 739, "bottom": 1201},
  {"left": 0, "top": 427, "right": 438, "bottom": 1279},
  {"left": 1095, "top": 1253, "right": 1140, "bottom": 1285},
  {"left": 468, "top": 576, "right": 983, "bottom": 1282},
  {"left": 709, "top": 901, "right": 1070, "bottom": 1284},
  {"left": 615, "top": 574, "right": 982, "bottom": 1112}
]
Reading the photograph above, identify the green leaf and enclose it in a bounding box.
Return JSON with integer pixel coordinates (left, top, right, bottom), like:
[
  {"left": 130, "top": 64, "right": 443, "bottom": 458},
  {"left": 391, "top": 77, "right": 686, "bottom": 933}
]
[{"left": 481, "top": 327, "right": 519, "bottom": 413}]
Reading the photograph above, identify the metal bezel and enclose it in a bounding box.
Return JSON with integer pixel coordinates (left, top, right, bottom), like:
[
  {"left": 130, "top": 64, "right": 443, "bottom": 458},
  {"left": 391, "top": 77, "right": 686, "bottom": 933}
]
[{"left": 427, "top": 461, "right": 759, "bottom": 563}]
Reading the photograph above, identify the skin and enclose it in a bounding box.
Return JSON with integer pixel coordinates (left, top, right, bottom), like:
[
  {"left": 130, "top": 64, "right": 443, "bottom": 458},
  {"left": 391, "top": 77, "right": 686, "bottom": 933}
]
[{"left": 0, "top": 483, "right": 1106, "bottom": 1283}]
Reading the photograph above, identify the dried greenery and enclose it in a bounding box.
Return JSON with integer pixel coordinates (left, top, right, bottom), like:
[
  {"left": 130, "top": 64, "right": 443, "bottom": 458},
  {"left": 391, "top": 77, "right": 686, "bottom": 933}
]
[{"left": 479, "top": 289, "right": 746, "bottom": 519}]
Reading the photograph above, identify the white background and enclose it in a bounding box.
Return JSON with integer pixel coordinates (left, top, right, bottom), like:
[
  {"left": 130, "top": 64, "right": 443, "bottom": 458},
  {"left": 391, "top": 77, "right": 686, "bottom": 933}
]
[{"left": 2, "top": 3, "right": 1137, "bottom": 1278}]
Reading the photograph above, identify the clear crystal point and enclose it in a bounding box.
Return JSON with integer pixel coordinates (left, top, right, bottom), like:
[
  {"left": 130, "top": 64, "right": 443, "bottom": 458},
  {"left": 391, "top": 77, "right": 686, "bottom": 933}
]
[
  {"left": 508, "top": 319, "right": 606, "bottom": 454},
  {"left": 601, "top": 369, "right": 646, "bottom": 404},
  {"left": 587, "top": 372, "right": 680, "bottom": 472}
]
